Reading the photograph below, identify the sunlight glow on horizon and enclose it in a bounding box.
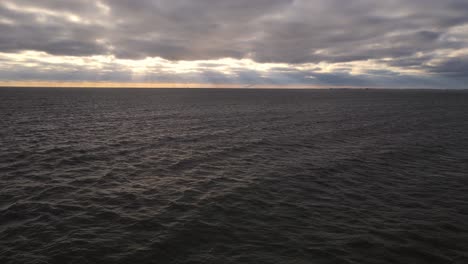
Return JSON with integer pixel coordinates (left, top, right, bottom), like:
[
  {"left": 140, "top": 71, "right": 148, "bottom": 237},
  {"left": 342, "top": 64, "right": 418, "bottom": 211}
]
[
  {"left": 0, "top": 81, "right": 362, "bottom": 89},
  {"left": 0, "top": 51, "right": 428, "bottom": 87}
]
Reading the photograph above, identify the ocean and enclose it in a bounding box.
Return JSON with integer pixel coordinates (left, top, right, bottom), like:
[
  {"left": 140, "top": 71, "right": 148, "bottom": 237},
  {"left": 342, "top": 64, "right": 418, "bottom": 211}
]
[{"left": 1, "top": 88, "right": 467, "bottom": 263}]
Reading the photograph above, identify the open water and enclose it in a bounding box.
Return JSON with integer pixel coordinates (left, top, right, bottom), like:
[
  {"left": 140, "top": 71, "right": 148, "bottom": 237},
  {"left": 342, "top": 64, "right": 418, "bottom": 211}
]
[{"left": 1, "top": 88, "right": 467, "bottom": 263}]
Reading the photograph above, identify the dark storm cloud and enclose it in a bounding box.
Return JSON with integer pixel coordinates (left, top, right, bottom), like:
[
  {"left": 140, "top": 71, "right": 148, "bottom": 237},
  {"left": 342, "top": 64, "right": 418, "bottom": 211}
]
[{"left": 0, "top": 0, "right": 468, "bottom": 86}]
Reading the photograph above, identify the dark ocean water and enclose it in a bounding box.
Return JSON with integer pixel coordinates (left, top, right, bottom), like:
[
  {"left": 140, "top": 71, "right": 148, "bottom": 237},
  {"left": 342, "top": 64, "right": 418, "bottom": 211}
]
[{"left": 1, "top": 88, "right": 468, "bottom": 264}]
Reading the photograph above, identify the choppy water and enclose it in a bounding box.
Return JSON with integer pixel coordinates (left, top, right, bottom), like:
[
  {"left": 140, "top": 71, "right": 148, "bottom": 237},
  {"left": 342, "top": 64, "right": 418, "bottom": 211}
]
[{"left": 1, "top": 88, "right": 468, "bottom": 264}]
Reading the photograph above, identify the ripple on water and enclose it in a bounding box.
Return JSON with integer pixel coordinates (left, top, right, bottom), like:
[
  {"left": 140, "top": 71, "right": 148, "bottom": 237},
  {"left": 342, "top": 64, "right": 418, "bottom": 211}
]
[{"left": 1, "top": 88, "right": 468, "bottom": 263}]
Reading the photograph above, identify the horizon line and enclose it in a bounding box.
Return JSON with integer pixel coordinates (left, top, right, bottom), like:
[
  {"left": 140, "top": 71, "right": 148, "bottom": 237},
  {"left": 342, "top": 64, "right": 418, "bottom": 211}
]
[
  {"left": 0, "top": 81, "right": 363, "bottom": 89},
  {"left": 0, "top": 81, "right": 464, "bottom": 90}
]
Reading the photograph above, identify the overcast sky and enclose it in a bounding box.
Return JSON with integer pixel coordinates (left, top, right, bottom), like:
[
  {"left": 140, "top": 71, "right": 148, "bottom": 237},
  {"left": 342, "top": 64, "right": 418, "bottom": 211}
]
[{"left": 1, "top": 0, "right": 467, "bottom": 88}]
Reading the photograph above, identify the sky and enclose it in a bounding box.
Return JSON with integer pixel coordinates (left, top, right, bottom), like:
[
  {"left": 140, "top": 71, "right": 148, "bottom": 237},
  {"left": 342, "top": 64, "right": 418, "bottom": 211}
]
[{"left": 0, "top": 0, "right": 467, "bottom": 88}]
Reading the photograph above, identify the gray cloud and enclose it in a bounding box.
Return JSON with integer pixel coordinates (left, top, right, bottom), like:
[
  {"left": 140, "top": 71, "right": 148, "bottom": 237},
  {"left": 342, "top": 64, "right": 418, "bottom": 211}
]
[
  {"left": 0, "top": 0, "right": 467, "bottom": 86},
  {"left": 427, "top": 56, "right": 468, "bottom": 77}
]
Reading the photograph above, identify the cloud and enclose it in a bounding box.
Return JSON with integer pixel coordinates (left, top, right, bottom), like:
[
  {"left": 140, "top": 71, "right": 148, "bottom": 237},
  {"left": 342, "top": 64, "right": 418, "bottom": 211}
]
[
  {"left": 427, "top": 56, "right": 468, "bottom": 77},
  {"left": 0, "top": 0, "right": 467, "bottom": 87}
]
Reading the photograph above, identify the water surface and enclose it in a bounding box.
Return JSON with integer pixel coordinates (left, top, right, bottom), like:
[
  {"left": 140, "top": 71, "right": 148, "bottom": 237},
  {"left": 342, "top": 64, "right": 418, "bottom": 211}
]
[{"left": 1, "top": 88, "right": 467, "bottom": 263}]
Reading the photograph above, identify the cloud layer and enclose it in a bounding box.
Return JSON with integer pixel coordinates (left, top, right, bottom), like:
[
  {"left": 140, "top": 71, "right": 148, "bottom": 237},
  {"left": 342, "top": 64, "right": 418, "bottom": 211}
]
[{"left": 1, "top": 0, "right": 467, "bottom": 87}]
